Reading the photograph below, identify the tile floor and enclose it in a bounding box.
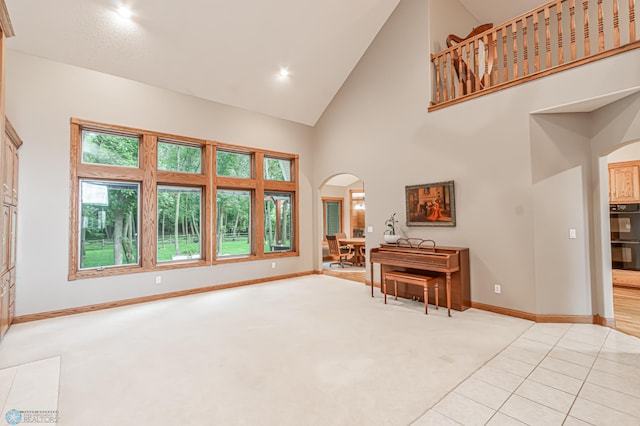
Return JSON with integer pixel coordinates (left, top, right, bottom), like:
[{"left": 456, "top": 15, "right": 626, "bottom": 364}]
[
  {"left": 413, "top": 323, "right": 640, "bottom": 425},
  {"left": 0, "top": 357, "right": 60, "bottom": 424}
]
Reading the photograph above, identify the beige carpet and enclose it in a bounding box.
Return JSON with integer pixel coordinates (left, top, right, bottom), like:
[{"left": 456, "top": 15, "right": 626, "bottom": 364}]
[{"left": 0, "top": 275, "right": 532, "bottom": 425}]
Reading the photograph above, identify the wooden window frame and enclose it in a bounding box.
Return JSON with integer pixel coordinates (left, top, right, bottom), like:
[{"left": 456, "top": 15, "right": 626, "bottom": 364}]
[
  {"left": 213, "top": 147, "right": 299, "bottom": 263},
  {"left": 69, "top": 118, "right": 299, "bottom": 280},
  {"left": 349, "top": 189, "right": 365, "bottom": 238},
  {"left": 322, "top": 197, "right": 344, "bottom": 240},
  {"left": 263, "top": 190, "right": 295, "bottom": 254}
]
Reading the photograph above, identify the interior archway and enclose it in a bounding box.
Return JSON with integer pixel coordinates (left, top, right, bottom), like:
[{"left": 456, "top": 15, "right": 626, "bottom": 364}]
[{"left": 319, "top": 173, "right": 366, "bottom": 283}]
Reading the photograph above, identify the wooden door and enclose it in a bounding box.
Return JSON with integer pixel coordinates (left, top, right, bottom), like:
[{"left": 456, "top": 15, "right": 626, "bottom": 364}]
[{"left": 609, "top": 162, "right": 640, "bottom": 204}]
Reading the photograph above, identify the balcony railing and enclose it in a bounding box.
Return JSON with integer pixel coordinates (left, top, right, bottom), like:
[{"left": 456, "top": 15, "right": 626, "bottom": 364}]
[{"left": 429, "top": 0, "right": 640, "bottom": 111}]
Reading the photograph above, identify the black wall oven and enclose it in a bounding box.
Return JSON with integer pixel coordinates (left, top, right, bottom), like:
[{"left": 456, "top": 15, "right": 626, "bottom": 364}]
[{"left": 611, "top": 203, "right": 640, "bottom": 270}]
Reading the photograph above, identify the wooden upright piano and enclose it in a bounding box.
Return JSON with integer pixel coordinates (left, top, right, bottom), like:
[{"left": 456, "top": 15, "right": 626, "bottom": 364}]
[{"left": 369, "top": 240, "right": 470, "bottom": 312}]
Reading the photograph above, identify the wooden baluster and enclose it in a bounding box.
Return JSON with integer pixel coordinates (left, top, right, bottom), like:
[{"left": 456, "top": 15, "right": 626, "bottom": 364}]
[
  {"left": 457, "top": 45, "right": 464, "bottom": 97},
  {"left": 433, "top": 56, "right": 441, "bottom": 105},
  {"left": 631, "top": 0, "right": 637, "bottom": 42},
  {"left": 570, "top": 0, "right": 577, "bottom": 61},
  {"left": 544, "top": 7, "right": 552, "bottom": 68},
  {"left": 483, "top": 33, "right": 491, "bottom": 86},
  {"left": 512, "top": 22, "right": 518, "bottom": 79},
  {"left": 613, "top": 0, "right": 620, "bottom": 47},
  {"left": 473, "top": 39, "right": 480, "bottom": 90},
  {"left": 465, "top": 42, "right": 472, "bottom": 94},
  {"left": 452, "top": 48, "right": 458, "bottom": 99},
  {"left": 502, "top": 27, "right": 508, "bottom": 82},
  {"left": 492, "top": 29, "right": 499, "bottom": 83},
  {"left": 583, "top": 0, "right": 591, "bottom": 56},
  {"left": 534, "top": 12, "right": 541, "bottom": 72},
  {"left": 523, "top": 18, "right": 529, "bottom": 76},
  {"left": 557, "top": 1, "right": 564, "bottom": 65},
  {"left": 443, "top": 53, "right": 448, "bottom": 102},
  {"left": 598, "top": 0, "right": 604, "bottom": 52}
]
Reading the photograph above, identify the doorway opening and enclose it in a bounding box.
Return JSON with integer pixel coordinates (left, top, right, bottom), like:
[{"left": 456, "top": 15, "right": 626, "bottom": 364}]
[
  {"left": 320, "top": 173, "right": 366, "bottom": 284},
  {"left": 606, "top": 142, "right": 640, "bottom": 338}
]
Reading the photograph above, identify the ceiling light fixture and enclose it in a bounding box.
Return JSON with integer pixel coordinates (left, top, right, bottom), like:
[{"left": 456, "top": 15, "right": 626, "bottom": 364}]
[
  {"left": 117, "top": 5, "right": 133, "bottom": 19},
  {"left": 278, "top": 68, "right": 290, "bottom": 79}
]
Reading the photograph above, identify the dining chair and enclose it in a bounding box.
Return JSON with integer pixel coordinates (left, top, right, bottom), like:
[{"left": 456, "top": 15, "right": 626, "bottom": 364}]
[{"left": 326, "top": 234, "right": 353, "bottom": 268}]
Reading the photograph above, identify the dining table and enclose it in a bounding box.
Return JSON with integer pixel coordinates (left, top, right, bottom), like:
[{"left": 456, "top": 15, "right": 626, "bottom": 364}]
[{"left": 338, "top": 237, "right": 366, "bottom": 266}]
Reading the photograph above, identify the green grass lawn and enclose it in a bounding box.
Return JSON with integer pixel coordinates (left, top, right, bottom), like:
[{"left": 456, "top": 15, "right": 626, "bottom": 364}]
[{"left": 81, "top": 237, "right": 290, "bottom": 268}]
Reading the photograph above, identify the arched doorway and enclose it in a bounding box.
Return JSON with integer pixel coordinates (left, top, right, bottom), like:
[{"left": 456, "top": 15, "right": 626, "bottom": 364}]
[{"left": 319, "top": 173, "right": 366, "bottom": 283}]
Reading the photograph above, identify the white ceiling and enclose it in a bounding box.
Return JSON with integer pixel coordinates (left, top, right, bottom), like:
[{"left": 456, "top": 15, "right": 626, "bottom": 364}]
[{"left": 5, "top": 0, "right": 547, "bottom": 126}]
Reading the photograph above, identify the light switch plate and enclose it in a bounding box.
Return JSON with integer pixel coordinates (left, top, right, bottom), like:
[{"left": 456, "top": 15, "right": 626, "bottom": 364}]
[
  {"left": 569, "top": 229, "right": 577, "bottom": 239},
  {"left": 367, "top": 226, "right": 374, "bottom": 233}
]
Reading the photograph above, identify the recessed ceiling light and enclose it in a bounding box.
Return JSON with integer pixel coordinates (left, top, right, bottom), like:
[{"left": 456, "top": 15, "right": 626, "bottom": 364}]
[
  {"left": 117, "top": 6, "right": 133, "bottom": 19},
  {"left": 278, "top": 68, "right": 290, "bottom": 79}
]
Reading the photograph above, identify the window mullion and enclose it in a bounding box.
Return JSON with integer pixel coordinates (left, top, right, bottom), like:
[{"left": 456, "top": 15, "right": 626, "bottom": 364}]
[
  {"left": 141, "top": 134, "right": 157, "bottom": 269},
  {"left": 205, "top": 143, "right": 213, "bottom": 263},
  {"left": 76, "top": 163, "right": 144, "bottom": 181},
  {"left": 68, "top": 123, "right": 81, "bottom": 279},
  {"left": 255, "top": 152, "right": 265, "bottom": 257}
]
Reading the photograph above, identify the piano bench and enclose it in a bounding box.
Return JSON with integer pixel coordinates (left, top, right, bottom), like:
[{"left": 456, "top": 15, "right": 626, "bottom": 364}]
[{"left": 383, "top": 271, "right": 440, "bottom": 315}]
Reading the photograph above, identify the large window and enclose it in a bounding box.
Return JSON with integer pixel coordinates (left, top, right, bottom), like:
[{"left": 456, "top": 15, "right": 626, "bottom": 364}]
[
  {"left": 69, "top": 119, "right": 299, "bottom": 279},
  {"left": 216, "top": 190, "right": 251, "bottom": 257},
  {"left": 213, "top": 147, "right": 298, "bottom": 259},
  {"left": 264, "top": 193, "right": 292, "bottom": 252},
  {"left": 81, "top": 130, "right": 139, "bottom": 167},
  {"left": 216, "top": 150, "right": 252, "bottom": 178},
  {"left": 79, "top": 180, "right": 139, "bottom": 270},
  {"left": 158, "top": 141, "right": 201, "bottom": 173},
  {"left": 264, "top": 157, "right": 291, "bottom": 181},
  {"left": 157, "top": 186, "right": 202, "bottom": 262}
]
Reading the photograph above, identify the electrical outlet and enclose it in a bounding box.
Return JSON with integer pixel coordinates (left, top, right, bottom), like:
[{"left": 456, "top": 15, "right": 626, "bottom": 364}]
[
  {"left": 155, "top": 276, "right": 162, "bottom": 284},
  {"left": 271, "top": 262, "right": 276, "bottom": 269},
  {"left": 367, "top": 226, "right": 374, "bottom": 233},
  {"left": 494, "top": 284, "right": 501, "bottom": 294}
]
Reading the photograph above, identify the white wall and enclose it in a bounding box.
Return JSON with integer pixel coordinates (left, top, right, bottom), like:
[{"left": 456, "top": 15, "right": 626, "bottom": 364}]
[
  {"left": 313, "top": 0, "right": 640, "bottom": 315},
  {"left": 530, "top": 113, "right": 592, "bottom": 315},
  {"left": 428, "top": 0, "right": 478, "bottom": 53},
  {"left": 6, "top": 51, "right": 315, "bottom": 316}
]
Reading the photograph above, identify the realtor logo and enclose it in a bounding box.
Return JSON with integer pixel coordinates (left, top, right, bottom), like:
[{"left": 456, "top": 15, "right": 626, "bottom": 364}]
[{"left": 5, "top": 409, "right": 22, "bottom": 425}]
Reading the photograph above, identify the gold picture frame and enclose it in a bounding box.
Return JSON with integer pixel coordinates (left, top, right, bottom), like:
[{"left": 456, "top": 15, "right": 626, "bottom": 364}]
[{"left": 405, "top": 181, "right": 456, "bottom": 227}]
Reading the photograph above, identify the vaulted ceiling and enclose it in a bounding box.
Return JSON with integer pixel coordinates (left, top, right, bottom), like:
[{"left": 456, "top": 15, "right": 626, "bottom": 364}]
[{"left": 5, "top": 0, "right": 546, "bottom": 126}]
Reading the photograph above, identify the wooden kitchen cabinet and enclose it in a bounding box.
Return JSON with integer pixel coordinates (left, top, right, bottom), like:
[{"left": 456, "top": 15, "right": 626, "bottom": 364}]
[
  {"left": 0, "top": 119, "right": 21, "bottom": 343},
  {"left": 609, "top": 161, "right": 640, "bottom": 204},
  {"left": 0, "top": 1, "right": 16, "bottom": 345}
]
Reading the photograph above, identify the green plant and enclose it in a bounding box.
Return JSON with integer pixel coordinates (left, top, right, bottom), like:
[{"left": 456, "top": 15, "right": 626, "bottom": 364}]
[{"left": 385, "top": 213, "right": 398, "bottom": 235}]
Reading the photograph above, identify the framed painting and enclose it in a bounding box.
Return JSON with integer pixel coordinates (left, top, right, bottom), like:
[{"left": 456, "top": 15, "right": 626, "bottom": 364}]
[{"left": 405, "top": 180, "right": 456, "bottom": 227}]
